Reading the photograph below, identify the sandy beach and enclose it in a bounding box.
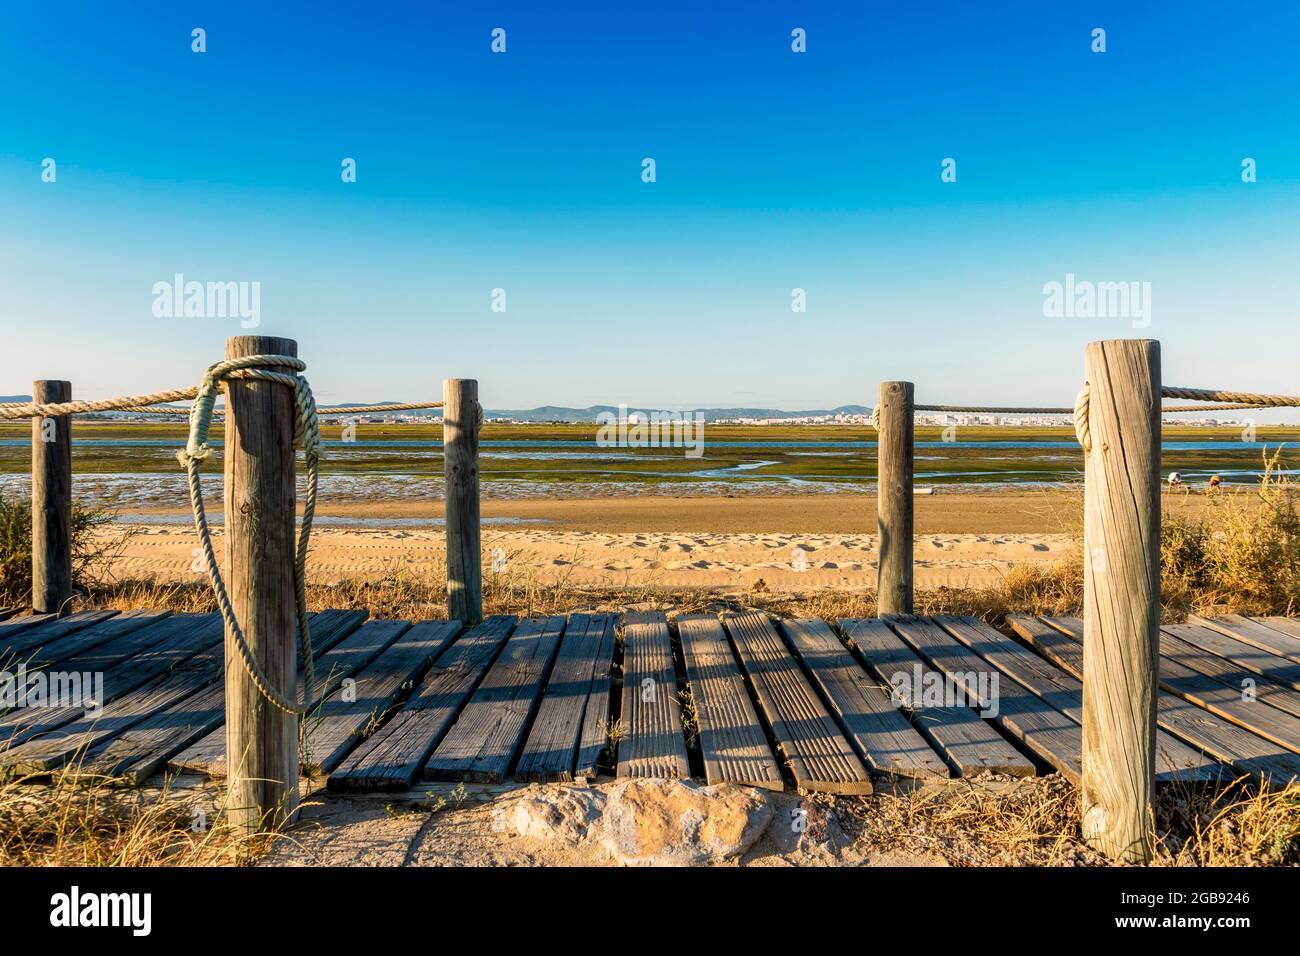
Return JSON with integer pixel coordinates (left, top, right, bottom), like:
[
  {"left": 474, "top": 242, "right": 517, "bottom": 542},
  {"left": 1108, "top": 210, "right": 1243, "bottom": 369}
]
[
  {"left": 97, "top": 490, "right": 1251, "bottom": 591},
  {"left": 99, "top": 492, "right": 1098, "bottom": 591},
  {"left": 103, "top": 523, "right": 1071, "bottom": 591}
]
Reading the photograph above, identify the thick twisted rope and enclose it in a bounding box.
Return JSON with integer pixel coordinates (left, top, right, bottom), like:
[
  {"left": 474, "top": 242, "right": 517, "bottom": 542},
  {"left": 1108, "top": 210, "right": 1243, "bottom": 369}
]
[
  {"left": 0, "top": 387, "right": 199, "bottom": 419},
  {"left": 123, "top": 399, "right": 447, "bottom": 417},
  {"left": 914, "top": 403, "right": 1073, "bottom": 414},
  {"left": 1073, "top": 384, "right": 1300, "bottom": 453},
  {"left": 178, "top": 355, "right": 319, "bottom": 717}
]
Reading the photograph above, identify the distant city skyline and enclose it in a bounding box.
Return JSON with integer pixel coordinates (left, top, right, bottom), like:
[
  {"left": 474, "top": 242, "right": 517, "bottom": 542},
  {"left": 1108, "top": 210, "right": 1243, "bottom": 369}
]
[{"left": 2, "top": 3, "right": 1298, "bottom": 419}]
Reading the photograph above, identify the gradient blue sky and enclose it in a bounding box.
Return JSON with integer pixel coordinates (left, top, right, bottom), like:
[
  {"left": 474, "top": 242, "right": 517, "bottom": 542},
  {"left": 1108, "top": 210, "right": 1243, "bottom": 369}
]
[{"left": 2, "top": 2, "right": 1298, "bottom": 412}]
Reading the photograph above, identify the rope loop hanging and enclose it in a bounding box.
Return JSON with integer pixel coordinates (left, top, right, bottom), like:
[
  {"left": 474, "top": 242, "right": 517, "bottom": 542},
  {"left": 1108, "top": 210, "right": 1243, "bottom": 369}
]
[{"left": 177, "top": 354, "right": 319, "bottom": 718}]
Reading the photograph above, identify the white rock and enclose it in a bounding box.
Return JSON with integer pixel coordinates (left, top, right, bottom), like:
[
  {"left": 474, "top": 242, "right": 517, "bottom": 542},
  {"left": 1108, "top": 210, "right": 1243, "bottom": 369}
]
[{"left": 495, "top": 787, "right": 605, "bottom": 844}]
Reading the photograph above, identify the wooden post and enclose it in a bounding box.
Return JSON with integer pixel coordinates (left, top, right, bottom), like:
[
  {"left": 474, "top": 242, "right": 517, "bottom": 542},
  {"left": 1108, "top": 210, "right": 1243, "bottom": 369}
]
[
  {"left": 877, "top": 381, "right": 914, "bottom": 615},
  {"left": 443, "top": 378, "right": 482, "bottom": 624},
  {"left": 223, "top": 335, "right": 299, "bottom": 832},
  {"left": 31, "top": 380, "right": 73, "bottom": 615},
  {"left": 1080, "top": 339, "right": 1160, "bottom": 863}
]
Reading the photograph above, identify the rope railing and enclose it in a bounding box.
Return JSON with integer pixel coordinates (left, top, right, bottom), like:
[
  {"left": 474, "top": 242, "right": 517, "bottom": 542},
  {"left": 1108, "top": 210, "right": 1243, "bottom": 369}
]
[
  {"left": 0, "top": 362, "right": 445, "bottom": 716},
  {"left": 1073, "top": 384, "right": 1300, "bottom": 453},
  {"left": 867, "top": 386, "right": 1300, "bottom": 443},
  {"left": 0, "top": 388, "right": 201, "bottom": 419},
  {"left": 111, "top": 399, "right": 447, "bottom": 417}
]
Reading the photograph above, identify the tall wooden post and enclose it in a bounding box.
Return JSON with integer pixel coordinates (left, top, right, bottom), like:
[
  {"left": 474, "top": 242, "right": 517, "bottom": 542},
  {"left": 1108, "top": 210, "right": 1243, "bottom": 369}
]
[
  {"left": 1080, "top": 339, "right": 1160, "bottom": 863},
  {"left": 31, "top": 380, "right": 73, "bottom": 615},
  {"left": 877, "top": 381, "right": 914, "bottom": 615},
  {"left": 443, "top": 378, "right": 482, "bottom": 624},
  {"left": 224, "top": 335, "right": 299, "bottom": 832}
]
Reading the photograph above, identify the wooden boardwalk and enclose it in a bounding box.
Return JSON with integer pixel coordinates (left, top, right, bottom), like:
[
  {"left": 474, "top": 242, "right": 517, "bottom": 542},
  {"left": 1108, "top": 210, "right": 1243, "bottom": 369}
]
[{"left": 2, "top": 607, "right": 1300, "bottom": 792}]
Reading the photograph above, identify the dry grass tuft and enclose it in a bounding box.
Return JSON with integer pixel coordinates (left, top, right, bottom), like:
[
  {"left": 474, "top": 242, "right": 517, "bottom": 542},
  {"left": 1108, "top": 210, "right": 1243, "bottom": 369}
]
[
  {"left": 1154, "top": 777, "right": 1300, "bottom": 866},
  {"left": 0, "top": 773, "right": 262, "bottom": 866},
  {"left": 1161, "top": 449, "right": 1300, "bottom": 617},
  {"left": 843, "top": 776, "right": 1299, "bottom": 867}
]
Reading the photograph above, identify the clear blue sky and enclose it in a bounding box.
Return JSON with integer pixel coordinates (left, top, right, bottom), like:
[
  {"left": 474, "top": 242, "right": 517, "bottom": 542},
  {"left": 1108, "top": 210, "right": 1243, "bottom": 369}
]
[{"left": 2, "top": 1, "right": 1298, "bottom": 412}]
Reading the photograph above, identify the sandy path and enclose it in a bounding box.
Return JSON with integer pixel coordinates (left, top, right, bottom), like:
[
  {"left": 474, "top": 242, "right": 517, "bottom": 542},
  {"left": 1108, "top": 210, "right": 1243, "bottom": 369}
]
[{"left": 103, "top": 524, "right": 1072, "bottom": 591}]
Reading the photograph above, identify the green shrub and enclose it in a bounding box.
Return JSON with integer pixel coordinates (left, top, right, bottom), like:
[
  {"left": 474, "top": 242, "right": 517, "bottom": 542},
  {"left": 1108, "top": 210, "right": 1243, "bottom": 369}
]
[{"left": 0, "top": 492, "right": 122, "bottom": 608}]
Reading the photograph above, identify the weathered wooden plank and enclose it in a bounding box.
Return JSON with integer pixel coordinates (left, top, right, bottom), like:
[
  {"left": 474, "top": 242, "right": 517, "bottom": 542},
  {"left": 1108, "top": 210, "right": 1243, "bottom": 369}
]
[
  {"left": 933, "top": 616, "right": 1219, "bottom": 783},
  {"left": 0, "top": 632, "right": 227, "bottom": 778},
  {"left": 1167, "top": 622, "right": 1300, "bottom": 693},
  {"left": 840, "top": 618, "right": 1035, "bottom": 777},
  {"left": 617, "top": 611, "right": 690, "bottom": 781},
  {"left": 780, "top": 618, "right": 947, "bottom": 780},
  {"left": 1161, "top": 626, "right": 1300, "bottom": 721},
  {"left": 0, "top": 614, "right": 225, "bottom": 752},
  {"left": 426, "top": 616, "right": 564, "bottom": 782},
  {"left": 573, "top": 615, "right": 619, "bottom": 781},
  {"left": 1, "top": 613, "right": 351, "bottom": 764},
  {"left": 677, "top": 615, "right": 783, "bottom": 790},
  {"left": 1258, "top": 617, "right": 1300, "bottom": 641},
  {"left": 70, "top": 681, "right": 229, "bottom": 787},
  {"left": 724, "top": 611, "right": 871, "bottom": 794},
  {"left": 886, "top": 615, "right": 1083, "bottom": 784},
  {"left": 301, "top": 621, "right": 460, "bottom": 777},
  {"left": 1189, "top": 614, "right": 1300, "bottom": 666},
  {"left": 329, "top": 616, "right": 516, "bottom": 791},
  {"left": 79, "top": 613, "right": 382, "bottom": 786},
  {"left": 24, "top": 613, "right": 193, "bottom": 681},
  {"left": 163, "top": 610, "right": 374, "bottom": 776},
  {"left": 0, "top": 610, "right": 118, "bottom": 663},
  {"left": 1044, "top": 616, "right": 1300, "bottom": 755},
  {"left": 516, "top": 614, "right": 618, "bottom": 783},
  {"left": 1010, "top": 615, "right": 1300, "bottom": 785},
  {"left": 0, "top": 613, "right": 55, "bottom": 637},
  {"left": 16, "top": 610, "right": 171, "bottom": 671}
]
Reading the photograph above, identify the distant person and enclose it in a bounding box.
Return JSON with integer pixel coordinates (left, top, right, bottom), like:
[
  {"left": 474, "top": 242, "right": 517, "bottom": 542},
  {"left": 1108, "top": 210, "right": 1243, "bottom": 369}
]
[
  {"left": 1166, "top": 472, "right": 1183, "bottom": 494},
  {"left": 1208, "top": 474, "right": 1222, "bottom": 493}
]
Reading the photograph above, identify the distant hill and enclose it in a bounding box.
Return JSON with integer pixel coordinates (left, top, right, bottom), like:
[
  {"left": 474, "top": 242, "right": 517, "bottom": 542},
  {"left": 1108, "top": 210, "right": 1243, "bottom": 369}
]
[
  {"left": 1, "top": 394, "right": 873, "bottom": 422},
  {"left": 479, "top": 404, "right": 873, "bottom": 423}
]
